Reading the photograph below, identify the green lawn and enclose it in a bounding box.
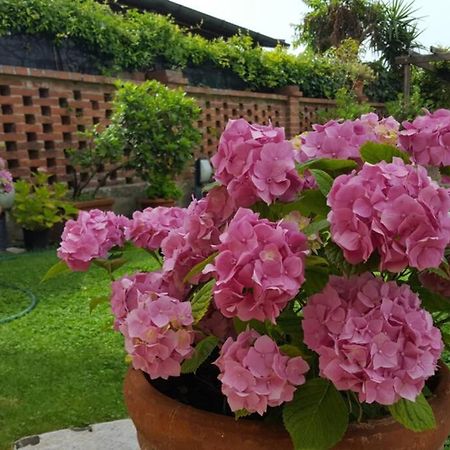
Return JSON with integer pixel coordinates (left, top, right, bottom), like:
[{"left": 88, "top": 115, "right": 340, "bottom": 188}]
[{"left": 0, "top": 249, "right": 146, "bottom": 450}]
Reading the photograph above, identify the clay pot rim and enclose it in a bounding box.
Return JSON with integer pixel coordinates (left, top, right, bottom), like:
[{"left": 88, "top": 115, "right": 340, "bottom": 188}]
[{"left": 126, "top": 361, "right": 450, "bottom": 437}]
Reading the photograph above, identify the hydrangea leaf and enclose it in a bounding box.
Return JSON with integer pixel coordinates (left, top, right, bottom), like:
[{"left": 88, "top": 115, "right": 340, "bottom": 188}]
[
  {"left": 180, "top": 335, "right": 219, "bottom": 374},
  {"left": 183, "top": 252, "right": 218, "bottom": 284},
  {"left": 190, "top": 279, "right": 215, "bottom": 323},
  {"left": 417, "top": 288, "right": 450, "bottom": 313},
  {"left": 309, "top": 169, "right": 334, "bottom": 196},
  {"left": 297, "top": 158, "right": 357, "bottom": 174},
  {"left": 41, "top": 260, "right": 70, "bottom": 282},
  {"left": 360, "top": 142, "right": 410, "bottom": 164},
  {"left": 388, "top": 393, "right": 436, "bottom": 432},
  {"left": 303, "top": 219, "right": 329, "bottom": 236},
  {"left": 283, "top": 378, "right": 349, "bottom": 450},
  {"left": 89, "top": 295, "right": 110, "bottom": 313},
  {"left": 234, "top": 409, "right": 252, "bottom": 420}
]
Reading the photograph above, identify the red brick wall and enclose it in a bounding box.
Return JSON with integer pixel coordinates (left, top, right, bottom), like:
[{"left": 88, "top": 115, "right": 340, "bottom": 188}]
[{"left": 0, "top": 65, "right": 384, "bottom": 184}]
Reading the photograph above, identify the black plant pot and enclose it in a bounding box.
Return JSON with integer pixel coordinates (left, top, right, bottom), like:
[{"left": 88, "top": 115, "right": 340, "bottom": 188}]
[{"left": 23, "top": 228, "right": 50, "bottom": 251}]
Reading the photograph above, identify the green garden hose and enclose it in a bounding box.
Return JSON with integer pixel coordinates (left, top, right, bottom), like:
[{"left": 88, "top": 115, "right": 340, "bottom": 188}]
[{"left": 0, "top": 282, "right": 38, "bottom": 324}]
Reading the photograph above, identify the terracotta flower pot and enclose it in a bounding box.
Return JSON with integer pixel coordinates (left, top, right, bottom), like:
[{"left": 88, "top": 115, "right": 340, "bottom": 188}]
[
  {"left": 73, "top": 197, "right": 115, "bottom": 212},
  {"left": 124, "top": 363, "right": 450, "bottom": 450},
  {"left": 138, "top": 198, "right": 176, "bottom": 210}
]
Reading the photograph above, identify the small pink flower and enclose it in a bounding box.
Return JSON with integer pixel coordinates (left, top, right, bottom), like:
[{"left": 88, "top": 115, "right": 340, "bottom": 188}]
[
  {"left": 302, "top": 274, "right": 443, "bottom": 405},
  {"left": 57, "top": 209, "right": 128, "bottom": 271},
  {"left": 120, "top": 293, "right": 195, "bottom": 379},
  {"left": 215, "top": 330, "right": 309, "bottom": 414}
]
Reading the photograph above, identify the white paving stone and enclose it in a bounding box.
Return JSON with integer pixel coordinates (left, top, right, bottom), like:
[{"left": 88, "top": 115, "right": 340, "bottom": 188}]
[{"left": 14, "top": 419, "right": 139, "bottom": 450}]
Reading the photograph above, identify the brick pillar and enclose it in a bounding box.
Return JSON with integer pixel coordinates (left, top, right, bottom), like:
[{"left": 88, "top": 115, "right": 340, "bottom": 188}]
[{"left": 276, "top": 85, "right": 303, "bottom": 139}]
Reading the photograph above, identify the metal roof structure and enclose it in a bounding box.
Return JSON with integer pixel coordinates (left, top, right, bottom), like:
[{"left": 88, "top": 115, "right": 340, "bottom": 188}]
[{"left": 113, "top": 0, "right": 288, "bottom": 48}]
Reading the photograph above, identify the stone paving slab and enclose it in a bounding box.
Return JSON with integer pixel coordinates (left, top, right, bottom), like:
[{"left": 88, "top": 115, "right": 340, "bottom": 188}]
[{"left": 14, "top": 419, "right": 139, "bottom": 450}]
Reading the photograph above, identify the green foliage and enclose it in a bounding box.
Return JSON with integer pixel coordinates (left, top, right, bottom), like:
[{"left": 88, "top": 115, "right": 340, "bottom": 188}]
[
  {"left": 388, "top": 393, "right": 436, "bottom": 432},
  {"left": 283, "top": 378, "right": 349, "bottom": 450},
  {"left": 11, "top": 171, "right": 77, "bottom": 231},
  {"left": 385, "top": 84, "right": 431, "bottom": 121},
  {"left": 0, "top": 0, "right": 392, "bottom": 99},
  {"left": 359, "top": 141, "right": 411, "bottom": 164},
  {"left": 181, "top": 335, "right": 219, "bottom": 374},
  {"left": 190, "top": 279, "right": 215, "bottom": 323},
  {"left": 317, "top": 87, "right": 373, "bottom": 122},
  {"left": 105, "top": 80, "right": 201, "bottom": 199},
  {"left": 65, "top": 124, "right": 126, "bottom": 200},
  {"left": 309, "top": 169, "right": 333, "bottom": 196}
]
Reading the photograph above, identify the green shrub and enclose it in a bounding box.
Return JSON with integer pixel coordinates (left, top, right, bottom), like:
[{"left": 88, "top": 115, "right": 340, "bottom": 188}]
[
  {"left": 12, "top": 171, "right": 77, "bottom": 230},
  {"left": 0, "top": 0, "right": 394, "bottom": 99},
  {"left": 106, "top": 80, "right": 201, "bottom": 199}
]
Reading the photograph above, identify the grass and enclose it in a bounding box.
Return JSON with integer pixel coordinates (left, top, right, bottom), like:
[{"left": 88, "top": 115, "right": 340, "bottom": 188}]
[{"left": 0, "top": 249, "right": 155, "bottom": 450}]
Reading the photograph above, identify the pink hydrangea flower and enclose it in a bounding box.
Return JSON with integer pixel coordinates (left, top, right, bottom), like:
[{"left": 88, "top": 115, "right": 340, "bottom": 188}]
[
  {"left": 399, "top": 109, "right": 450, "bottom": 167},
  {"left": 215, "top": 330, "right": 309, "bottom": 415},
  {"left": 302, "top": 274, "right": 443, "bottom": 405},
  {"left": 0, "top": 159, "right": 13, "bottom": 193},
  {"left": 328, "top": 158, "right": 450, "bottom": 272},
  {"left": 125, "top": 206, "right": 187, "bottom": 250},
  {"left": 301, "top": 114, "right": 399, "bottom": 161},
  {"left": 120, "top": 293, "right": 195, "bottom": 379},
  {"left": 211, "top": 119, "right": 304, "bottom": 206},
  {"left": 111, "top": 271, "right": 177, "bottom": 329},
  {"left": 210, "top": 208, "right": 308, "bottom": 322},
  {"left": 57, "top": 209, "right": 128, "bottom": 271}
]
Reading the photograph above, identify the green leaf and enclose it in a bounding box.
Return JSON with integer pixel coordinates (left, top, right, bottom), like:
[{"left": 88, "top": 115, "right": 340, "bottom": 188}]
[
  {"left": 233, "top": 317, "right": 267, "bottom": 335},
  {"left": 303, "top": 267, "right": 329, "bottom": 296},
  {"left": 418, "top": 288, "right": 450, "bottom": 313},
  {"left": 297, "top": 158, "right": 357, "bottom": 174},
  {"left": 388, "top": 393, "right": 436, "bottom": 432},
  {"left": 279, "top": 344, "right": 304, "bottom": 358},
  {"left": 426, "top": 267, "right": 450, "bottom": 281},
  {"left": 190, "top": 279, "right": 215, "bottom": 323},
  {"left": 93, "top": 257, "right": 127, "bottom": 274},
  {"left": 89, "top": 295, "right": 110, "bottom": 313},
  {"left": 360, "top": 141, "right": 410, "bottom": 164},
  {"left": 306, "top": 255, "right": 329, "bottom": 268},
  {"left": 292, "top": 189, "right": 329, "bottom": 218},
  {"left": 234, "top": 409, "right": 252, "bottom": 420},
  {"left": 303, "top": 219, "right": 329, "bottom": 236},
  {"left": 309, "top": 169, "right": 334, "bottom": 196},
  {"left": 283, "top": 378, "right": 349, "bottom": 450},
  {"left": 41, "top": 260, "right": 70, "bottom": 283},
  {"left": 183, "top": 252, "right": 218, "bottom": 284},
  {"left": 180, "top": 335, "right": 219, "bottom": 374}
]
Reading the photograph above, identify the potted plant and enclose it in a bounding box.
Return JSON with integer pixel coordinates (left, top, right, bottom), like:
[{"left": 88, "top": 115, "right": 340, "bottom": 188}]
[
  {"left": 47, "top": 112, "right": 450, "bottom": 450},
  {"left": 104, "top": 80, "right": 201, "bottom": 209},
  {"left": 65, "top": 123, "right": 127, "bottom": 211},
  {"left": 12, "top": 170, "right": 77, "bottom": 251}
]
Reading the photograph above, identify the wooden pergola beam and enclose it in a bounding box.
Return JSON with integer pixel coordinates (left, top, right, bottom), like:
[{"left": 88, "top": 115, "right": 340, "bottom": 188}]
[{"left": 395, "top": 52, "right": 450, "bottom": 65}]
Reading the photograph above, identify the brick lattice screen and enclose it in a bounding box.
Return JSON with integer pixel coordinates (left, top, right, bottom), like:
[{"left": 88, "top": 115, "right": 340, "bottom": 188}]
[{"left": 0, "top": 65, "right": 384, "bottom": 184}]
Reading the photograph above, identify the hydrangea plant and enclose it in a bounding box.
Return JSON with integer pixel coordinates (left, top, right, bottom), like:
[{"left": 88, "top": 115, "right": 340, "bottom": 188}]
[
  {"left": 0, "top": 157, "right": 13, "bottom": 194},
  {"left": 46, "top": 111, "right": 450, "bottom": 449}
]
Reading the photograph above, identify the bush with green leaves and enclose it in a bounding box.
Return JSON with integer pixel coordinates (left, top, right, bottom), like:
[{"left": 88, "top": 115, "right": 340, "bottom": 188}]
[
  {"left": 0, "top": 0, "right": 393, "bottom": 100},
  {"left": 65, "top": 123, "right": 126, "bottom": 200},
  {"left": 106, "top": 80, "right": 201, "bottom": 199},
  {"left": 12, "top": 171, "right": 77, "bottom": 230}
]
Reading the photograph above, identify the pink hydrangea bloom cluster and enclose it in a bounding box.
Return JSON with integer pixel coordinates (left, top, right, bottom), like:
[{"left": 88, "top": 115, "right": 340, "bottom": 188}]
[
  {"left": 57, "top": 209, "right": 128, "bottom": 271},
  {"left": 211, "top": 119, "right": 304, "bottom": 206},
  {"left": 160, "top": 187, "right": 235, "bottom": 296},
  {"left": 328, "top": 158, "right": 450, "bottom": 271},
  {"left": 302, "top": 274, "right": 443, "bottom": 405},
  {"left": 120, "top": 292, "right": 195, "bottom": 379},
  {"left": 125, "top": 206, "right": 187, "bottom": 250},
  {"left": 111, "top": 271, "right": 175, "bottom": 329},
  {"left": 399, "top": 109, "right": 450, "bottom": 167},
  {"left": 301, "top": 113, "right": 399, "bottom": 160},
  {"left": 210, "top": 208, "right": 308, "bottom": 322},
  {"left": 0, "top": 158, "right": 13, "bottom": 194},
  {"left": 214, "top": 330, "right": 309, "bottom": 415}
]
